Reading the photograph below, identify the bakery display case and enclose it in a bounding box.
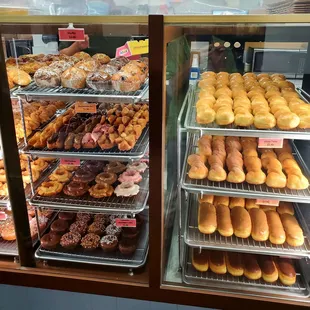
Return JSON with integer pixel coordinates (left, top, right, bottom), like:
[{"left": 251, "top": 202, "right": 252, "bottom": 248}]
[
  {"left": 161, "top": 15, "right": 310, "bottom": 306},
  {"left": 0, "top": 16, "right": 150, "bottom": 280}
]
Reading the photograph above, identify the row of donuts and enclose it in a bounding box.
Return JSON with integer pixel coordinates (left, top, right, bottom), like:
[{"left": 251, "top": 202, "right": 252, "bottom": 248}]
[
  {"left": 37, "top": 160, "right": 148, "bottom": 198},
  {"left": 40, "top": 211, "right": 143, "bottom": 255}
]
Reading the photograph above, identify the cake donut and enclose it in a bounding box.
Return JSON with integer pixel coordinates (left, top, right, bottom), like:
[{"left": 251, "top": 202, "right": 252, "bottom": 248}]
[
  {"left": 114, "top": 182, "right": 139, "bottom": 197},
  {"left": 41, "top": 233, "right": 61, "bottom": 250},
  {"left": 127, "top": 161, "right": 148, "bottom": 173},
  {"left": 89, "top": 183, "right": 114, "bottom": 198},
  {"left": 58, "top": 212, "right": 76, "bottom": 222},
  {"left": 76, "top": 212, "right": 92, "bottom": 224},
  {"left": 60, "top": 232, "right": 81, "bottom": 249},
  {"left": 84, "top": 161, "right": 105, "bottom": 173},
  {"left": 95, "top": 172, "right": 117, "bottom": 185},
  {"left": 49, "top": 167, "right": 72, "bottom": 183},
  {"left": 50, "top": 219, "right": 69, "bottom": 235},
  {"left": 37, "top": 181, "right": 64, "bottom": 196},
  {"left": 118, "top": 170, "right": 142, "bottom": 184},
  {"left": 100, "top": 235, "right": 118, "bottom": 252},
  {"left": 105, "top": 224, "right": 122, "bottom": 237},
  {"left": 63, "top": 181, "right": 89, "bottom": 197},
  {"left": 104, "top": 161, "right": 126, "bottom": 174},
  {"left": 81, "top": 233, "right": 100, "bottom": 250},
  {"left": 69, "top": 221, "right": 88, "bottom": 236},
  {"left": 88, "top": 222, "right": 105, "bottom": 236}
]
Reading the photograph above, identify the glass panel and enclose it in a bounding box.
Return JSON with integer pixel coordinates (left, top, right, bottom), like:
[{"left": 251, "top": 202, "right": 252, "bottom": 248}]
[{"left": 162, "top": 19, "right": 310, "bottom": 305}]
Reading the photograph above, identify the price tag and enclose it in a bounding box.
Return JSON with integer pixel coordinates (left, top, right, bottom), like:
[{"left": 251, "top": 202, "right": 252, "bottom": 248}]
[
  {"left": 258, "top": 138, "right": 283, "bottom": 148},
  {"left": 60, "top": 158, "right": 80, "bottom": 166},
  {"left": 256, "top": 199, "right": 279, "bottom": 206},
  {"left": 75, "top": 102, "right": 97, "bottom": 114},
  {"left": 58, "top": 28, "right": 85, "bottom": 41},
  {"left": 115, "top": 218, "right": 136, "bottom": 228},
  {"left": 0, "top": 212, "right": 7, "bottom": 221}
]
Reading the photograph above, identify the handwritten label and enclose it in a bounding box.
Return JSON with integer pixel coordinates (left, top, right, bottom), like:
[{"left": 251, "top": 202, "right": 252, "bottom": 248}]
[
  {"left": 258, "top": 138, "right": 283, "bottom": 148},
  {"left": 60, "top": 158, "right": 80, "bottom": 166},
  {"left": 256, "top": 199, "right": 279, "bottom": 206},
  {"left": 0, "top": 212, "right": 7, "bottom": 221},
  {"left": 58, "top": 28, "right": 85, "bottom": 41},
  {"left": 75, "top": 103, "right": 97, "bottom": 114},
  {"left": 115, "top": 218, "right": 136, "bottom": 228}
]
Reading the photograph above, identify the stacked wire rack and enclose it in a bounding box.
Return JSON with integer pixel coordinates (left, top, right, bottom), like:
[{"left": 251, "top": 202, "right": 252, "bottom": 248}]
[
  {"left": 15, "top": 82, "right": 150, "bottom": 272},
  {"left": 177, "top": 85, "right": 310, "bottom": 300}
]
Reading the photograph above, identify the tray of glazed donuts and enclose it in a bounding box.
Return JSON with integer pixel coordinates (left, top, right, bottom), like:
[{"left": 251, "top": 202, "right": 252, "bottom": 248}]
[
  {"left": 183, "top": 247, "right": 310, "bottom": 298},
  {"left": 35, "top": 210, "right": 149, "bottom": 268},
  {"left": 184, "top": 194, "right": 310, "bottom": 258},
  {"left": 23, "top": 102, "right": 149, "bottom": 160},
  {"left": 183, "top": 134, "right": 310, "bottom": 202},
  {"left": 30, "top": 160, "right": 149, "bottom": 214},
  {"left": 185, "top": 71, "right": 310, "bottom": 138},
  {"left": 13, "top": 52, "right": 149, "bottom": 103},
  {"left": 0, "top": 156, "right": 57, "bottom": 205}
]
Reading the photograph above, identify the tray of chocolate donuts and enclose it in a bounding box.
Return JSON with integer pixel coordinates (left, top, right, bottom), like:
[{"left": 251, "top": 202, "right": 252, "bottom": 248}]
[
  {"left": 23, "top": 102, "right": 149, "bottom": 160},
  {"left": 183, "top": 134, "right": 310, "bottom": 202},
  {"left": 185, "top": 72, "right": 310, "bottom": 138},
  {"left": 30, "top": 160, "right": 149, "bottom": 214},
  {"left": 14, "top": 52, "right": 149, "bottom": 103},
  {"left": 35, "top": 210, "right": 149, "bottom": 268},
  {"left": 183, "top": 246, "right": 310, "bottom": 298},
  {"left": 184, "top": 194, "right": 310, "bottom": 258}
]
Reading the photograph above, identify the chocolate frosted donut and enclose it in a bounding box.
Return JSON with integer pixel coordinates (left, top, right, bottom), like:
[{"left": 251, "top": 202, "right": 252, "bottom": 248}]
[
  {"left": 58, "top": 212, "right": 76, "bottom": 222},
  {"left": 84, "top": 161, "right": 105, "bottom": 173},
  {"left": 72, "top": 169, "right": 95, "bottom": 183},
  {"left": 95, "top": 172, "right": 117, "bottom": 185},
  {"left": 93, "top": 214, "right": 108, "bottom": 225},
  {"left": 104, "top": 161, "right": 126, "bottom": 174},
  {"left": 76, "top": 212, "right": 92, "bottom": 224},
  {"left": 60, "top": 232, "right": 81, "bottom": 249},
  {"left": 88, "top": 222, "right": 105, "bottom": 236},
  {"left": 122, "top": 227, "right": 139, "bottom": 239},
  {"left": 41, "top": 232, "right": 61, "bottom": 250},
  {"left": 105, "top": 224, "right": 122, "bottom": 237},
  {"left": 100, "top": 235, "right": 118, "bottom": 252},
  {"left": 81, "top": 233, "right": 100, "bottom": 250},
  {"left": 69, "top": 221, "right": 88, "bottom": 236},
  {"left": 63, "top": 181, "right": 89, "bottom": 197},
  {"left": 50, "top": 219, "right": 69, "bottom": 235},
  {"left": 119, "top": 238, "right": 137, "bottom": 255}
]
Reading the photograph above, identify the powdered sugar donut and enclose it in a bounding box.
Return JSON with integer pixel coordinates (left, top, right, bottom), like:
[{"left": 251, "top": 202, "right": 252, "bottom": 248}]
[
  {"left": 118, "top": 170, "right": 142, "bottom": 183},
  {"left": 114, "top": 182, "right": 139, "bottom": 197},
  {"left": 127, "top": 161, "right": 148, "bottom": 173}
]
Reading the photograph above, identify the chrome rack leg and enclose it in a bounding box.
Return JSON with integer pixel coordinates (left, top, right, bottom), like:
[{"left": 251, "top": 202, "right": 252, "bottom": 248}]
[{"left": 128, "top": 268, "right": 134, "bottom": 276}]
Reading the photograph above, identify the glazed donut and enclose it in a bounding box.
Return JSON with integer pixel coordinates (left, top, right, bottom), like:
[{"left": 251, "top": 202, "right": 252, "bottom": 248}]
[
  {"left": 63, "top": 181, "right": 89, "bottom": 197},
  {"left": 59, "top": 165, "right": 79, "bottom": 172},
  {"left": 114, "top": 182, "right": 139, "bottom": 197},
  {"left": 37, "top": 181, "right": 64, "bottom": 196},
  {"left": 104, "top": 161, "right": 126, "bottom": 174},
  {"left": 72, "top": 169, "right": 95, "bottom": 183},
  {"left": 22, "top": 168, "right": 40, "bottom": 184},
  {"left": 49, "top": 167, "right": 72, "bottom": 183},
  {"left": 127, "top": 161, "right": 148, "bottom": 173},
  {"left": 0, "top": 169, "right": 6, "bottom": 182},
  {"left": 31, "top": 159, "right": 48, "bottom": 172},
  {"left": 1, "top": 221, "right": 16, "bottom": 241},
  {"left": 89, "top": 183, "right": 114, "bottom": 198},
  {"left": 95, "top": 172, "right": 117, "bottom": 185},
  {"left": 118, "top": 170, "right": 142, "bottom": 183}
]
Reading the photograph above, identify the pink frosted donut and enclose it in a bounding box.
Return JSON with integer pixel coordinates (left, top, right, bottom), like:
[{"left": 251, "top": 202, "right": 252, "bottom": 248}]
[
  {"left": 127, "top": 161, "right": 148, "bottom": 173},
  {"left": 118, "top": 170, "right": 142, "bottom": 183},
  {"left": 114, "top": 182, "right": 139, "bottom": 197}
]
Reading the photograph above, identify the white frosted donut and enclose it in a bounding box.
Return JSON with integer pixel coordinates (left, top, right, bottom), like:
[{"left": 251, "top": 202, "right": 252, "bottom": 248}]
[
  {"left": 114, "top": 182, "right": 139, "bottom": 197},
  {"left": 127, "top": 161, "right": 148, "bottom": 173}
]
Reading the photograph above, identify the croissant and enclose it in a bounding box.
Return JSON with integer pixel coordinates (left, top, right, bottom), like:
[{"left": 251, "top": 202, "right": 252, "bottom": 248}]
[{"left": 187, "top": 154, "right": 208, "bottom": 179}]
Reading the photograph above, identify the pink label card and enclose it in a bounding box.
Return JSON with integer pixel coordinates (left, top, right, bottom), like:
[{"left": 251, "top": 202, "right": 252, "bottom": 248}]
[
  {"left": 58, "top": 28, "right": 85, "bottom": 41},
  {"left": 0, "top": 212, "right": 7, "bottom": 221},
  {"left": 258, "top": 138, "right": 283, "bottom": 148},
  {"left": 115, "top": 218, "right": 136, "bottom": 228},
  {"left": 60, "top": 158, "right": 80, "bottom": 166},
  {"left": 256, "top": 199, "right": 280, "bottom": 206}
]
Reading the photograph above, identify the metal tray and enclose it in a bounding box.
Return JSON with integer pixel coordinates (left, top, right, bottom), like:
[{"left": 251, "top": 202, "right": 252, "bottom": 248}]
[
  {"left": 0, "top": 196, "right": 10, "bottom": 207},
  {"left": 35, "top": 211, "right": 149, "bottom": 268},
  {"left": 22, "top": 126, "right": 149, "bottom": 161},
  {"left": 184, "top": 87, "right": 310, "bottom": 139},
  {"left": 181, "top": 133, "right": 310, "bottom": 203},
  {"left": 16, "top": 81, "right": 149, "bottom": 104},
  {"left": 183, "top": 246, "right": 310, "bottom": 299},
  {"left": 30, "top": 165, "right": 149, "bottom": 214},
  {"left": 184, "top": 194, "right": 310, "bottom": 258}
]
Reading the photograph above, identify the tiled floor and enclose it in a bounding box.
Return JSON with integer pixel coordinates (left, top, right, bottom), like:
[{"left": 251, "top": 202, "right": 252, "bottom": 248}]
[{"left": 0, "top": 284, "right": 211, "bottom": 310}]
